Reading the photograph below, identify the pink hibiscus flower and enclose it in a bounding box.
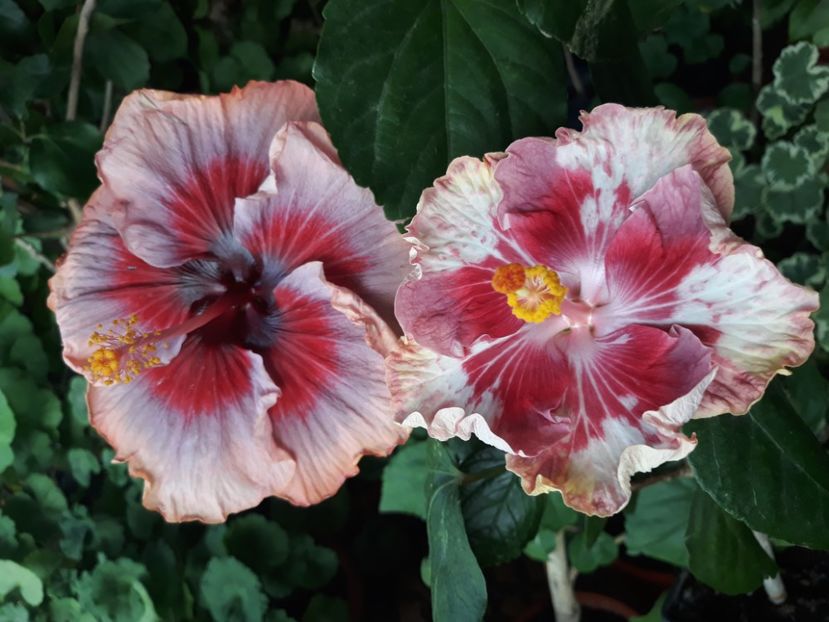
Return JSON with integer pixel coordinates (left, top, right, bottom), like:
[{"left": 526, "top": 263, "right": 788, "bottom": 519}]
[
  {"left": 388, "top": 105, "right": 818, "bottom": 516},
  {"left": 49, "top": 81, "right": 409, "bottom": 523}
]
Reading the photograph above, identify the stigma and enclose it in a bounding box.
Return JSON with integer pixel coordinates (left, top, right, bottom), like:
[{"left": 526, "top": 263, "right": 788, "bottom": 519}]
[
  {"left": 491, "top": 263, "right": 567, "bottom": 323},
  {"left": 85, "top": 315, "right": 165, "bottom": 385}
]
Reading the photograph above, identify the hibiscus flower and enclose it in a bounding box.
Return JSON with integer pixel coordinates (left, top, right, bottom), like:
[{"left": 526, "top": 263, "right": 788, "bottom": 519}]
[
  {"left": 388, "top": 105, "right": 818, "bottom": 516},
  {"left": 49, "top": 81, "right": 409, "bottom": 522}
]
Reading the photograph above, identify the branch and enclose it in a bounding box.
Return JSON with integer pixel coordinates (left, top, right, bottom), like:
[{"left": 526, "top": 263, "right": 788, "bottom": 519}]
[
  {"left": 753, "top": 531, "right": 787, "bottom": 605},
  {"left": 631, "top": 462, "right": 692, "bottom": 491},
  {"left": 66, "top": 0, "right": 97, "bottom": 121},
  {"left": 546, "top": 531, "right": 581, "bottom": 622}
]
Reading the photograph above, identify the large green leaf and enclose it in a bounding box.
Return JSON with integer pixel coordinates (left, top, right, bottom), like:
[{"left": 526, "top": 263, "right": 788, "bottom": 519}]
[
  {"left": 687, "top": 380, "right": 829, "bottom": 549},
  {"left": 314, "top": 0, "right": 566, "bottom": 220},
  {"left": 379, "top": 438, "right": 429, "bottom": 519},
  {"left": 685, "top": 488, "right": 777, "bottom": 595},
  {"left": 200, "top": 557, "right": 267, "bottom": 622},
  {"left": 625, "top": 478, "right": 696, "bottom": 567},
  {"left": 459, "top": 445, "right": 544, "bottom": 566},
  {"left": 426, "top": 441, "right": 486, "bottom": 622}
]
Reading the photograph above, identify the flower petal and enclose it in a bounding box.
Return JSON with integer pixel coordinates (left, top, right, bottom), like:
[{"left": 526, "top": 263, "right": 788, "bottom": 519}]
[
  {"left": 557, "top": 104, "right": 734, "bottom": 218},
  {"left": 264, "top": 262, "right": 407, "bottom": 505},
  {"left": 233, "top": 122, "right": 408, "bottom": 323},
  {"left": 87, "top": 335, "right": 292, "bottom": 523},
  {"left": 396, "top": 156, "right": 531, "bottom": 356},
  {"left": 48, "top": 190, "right": 217, "bottom": 377},
  {"left": 388, "top": 324, "right": 713, "bottom": 515},
  {"left": 597, "top": 166, "right": 818, "bottom": 416},
  {"left": 491, "top": 106, "right": 733, "bottom": 301},
  {"left": 98, "top": 81, "right": 319, "bottom": 267}
]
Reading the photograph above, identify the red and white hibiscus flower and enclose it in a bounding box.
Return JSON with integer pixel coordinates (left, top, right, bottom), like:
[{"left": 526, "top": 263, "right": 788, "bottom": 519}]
[
  {"left": 388, "top": 104, "right": 818, "bottom": 516},
  {"left": 49, "top": 81, "right": 409, "bottom": 523}
]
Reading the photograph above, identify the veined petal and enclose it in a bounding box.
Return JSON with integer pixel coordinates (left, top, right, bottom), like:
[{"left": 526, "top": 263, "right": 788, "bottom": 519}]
[
  {"left": 397, "top": 156, "right": 533, "bottom": 356},
  {"left": 48, "top": 189, "right": 217, "bottom": 378},
  {"left": 264, "top": 262, "right": 407, "bottom": 505},
  {"left": 597, "top": 166, "right": 818, "bottom": 416},
  {"left": 97, "top": 81, "right": 319, "bottom": 267},
  {"left": 88, "top": 336, "right": 293, "bottom": 523},
  {"left": 558, "top": 104, "right": 734, "bottom": 219},
  {"left": 234, "top": 122, "right": 408, "bottom": 323},
  {"left": 388, "top": 324, "right": 713, "bottom": 515},
  {"left": 492, "top": 106, "right": 733, "bottom": 301}
]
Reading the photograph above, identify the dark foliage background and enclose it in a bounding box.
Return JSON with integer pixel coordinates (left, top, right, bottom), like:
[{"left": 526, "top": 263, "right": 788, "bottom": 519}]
[{"left": 0, "top": 0, "right": 828, "bottom": 621}]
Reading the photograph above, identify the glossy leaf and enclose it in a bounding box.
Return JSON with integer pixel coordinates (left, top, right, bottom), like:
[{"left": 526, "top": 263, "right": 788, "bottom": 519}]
[
  {"left": 460, "top": 445, "right": 544, "bottom": 566},
  {"left": 688, "top": 380, "right": 829, "bottom": 549},
  {"left": 380, "top": 438, "right": 429, "bottom": 519},
  {"left": 314, "top": 0, "right": 566, "bottom": 219},
  {"left": 625, "top": 478, "right": 696, "bottom": 567},
  {"left": 685, "top": 488, "right": 777, "bottom": 595},
  {"left": 426, "top": 441, "right": 486, "bottom": 622}
]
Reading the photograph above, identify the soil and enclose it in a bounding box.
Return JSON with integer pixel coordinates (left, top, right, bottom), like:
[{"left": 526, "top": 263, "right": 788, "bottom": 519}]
[{"left": 664, "top": 548, "right": 829, "bottom": 622}]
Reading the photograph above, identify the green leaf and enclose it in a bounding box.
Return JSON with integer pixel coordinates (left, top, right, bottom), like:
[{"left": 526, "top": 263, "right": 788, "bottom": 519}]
[
  {"left": 794, "top": 124, "right": 829, "bottom": 171},
  {"left": 776, "top": 358, "right": 829, "bottom": 433},
  {"left": 0, "top": 603, "right": 29, "bottom": 621},
  {"left": 816, "top": 99, "right": 829, "bottom": 132},
  {"left": 0, "top": 0, "right": 30, "bottom": 41},
  {"left": 67, "top": 376, "right": 88, "bottom": 428},
  {"left": 539, "top": 491, "right": 579, "bottom": 532},
  {"left": 0, "top": 388, "right": 15, "bottom": 446},
  {"left": 523, "top": 529, "right": 556, "bottom": 562},
  {"left": 85, "top": 29, "right": 150, "bottom": 90},
  {"left": 685, "top": 488, "right": 777, "bottom": 594},
  {"left": 640, "top": 35, "right": 677, "bottom": 80},
  {"left": 590, "top": 50, "right": 657, "bottom": 106},
  {"left": 0, "top": 513, "right": 17, "bottom": 557},
  {"left": 777, "top": 252, "right": 826, "bottom": 289},
  {"left": 757, "top": 85, "right": 811, "bottom": 139},
  {"left": 0, "top": 55, "right": 50, "bottom": 117},
  {"left": 127, "top": 2, "right": 187, "bottom": 62},
  {"left": 67, "top": 448, "right": 101, "bottom": 487},
  {"left": 314, "top": 0, "right": 566, "bottom": 220},
  {"left": 707, "top": 108, "right": 756, "bottom": 151},
  {"left": 816, "top": 283, "right": 829, "bottom": 351},
  {"left": 75, "top": 557, "right": 157, "bottom": 622},
  {"left": 790, "top": 0, "right": 829, "bottom": 43},
  {"left": 654, "top": 82, "right": 693, "bottom": 113},
  {"left": 771, "top": 42, "right": 829, "bottom": 105},
  {"left": 49, "top": 598, "right": 97, "bottom": 622},
  {"left": 568, "top": 530, "right": 618, "bottom": 573},
  {"left": 664, "top": 7, "right": 722, "bottom": 64},
  {"left": 380, "top": 439, "right": 429, "bottom": 519},
  {"left": 731, "top": 163, "right": 764, "bottom": 221},
  {"left": 519, "top": 0, "right": 638, "bottom": 62},
  {"left": 761, "top": 141, "right": 812, "bottom": 190},
  {"left": 687, "top": 380, "right": 829, "bottom": 549},
  {"left": 628, "top": 0, "right": 686, "bottom": 33},
  {"left": 224, "top": 514, "right": 290, "bottom": 573},
  {"left": 0, "top": 561, "right": 43, "bottom": 605},
  {"left": 25, "top": 474, "right": 68, "bottom": 516},
  {"left": 426, "top": 441, "right": 487, "bottom": 622},
  {"left": 625, "top": 478, "right": 696, "bottom": 567},
  {"left": 29, "top": 121, "right": 102, "bottom": 198},
  {"left": 762, "top": 177, "right": 824, "bottom": 224},
  {"left": 200, "top": 557, "right": 267, "bottom": 622},
  {"left": 302, "top": 595, "right": 348, "bottom": 622}
]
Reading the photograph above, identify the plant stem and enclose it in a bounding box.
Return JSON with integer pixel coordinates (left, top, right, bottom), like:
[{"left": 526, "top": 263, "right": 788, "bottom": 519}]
[
  {"left": 546, "top": 532, "right": 580, "bottom": 622},
  {"left": 66, "top": 0, "right": 97, "bottom": 121},
  {"left": 100, "top": 80, "right": 113, "bottom": 132},
  {"left": 752, "top": 531, "right": 787, "bottom": 605},
  {"left": 563, "top": 46, "right": 585, "bottom": 98},
  {"left": 15, "top": 238, "right": 55, "bottom": 273}
]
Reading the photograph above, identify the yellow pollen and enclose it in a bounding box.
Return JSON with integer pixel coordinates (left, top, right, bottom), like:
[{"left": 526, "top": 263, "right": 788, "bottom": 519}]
[
  {"left": 84, "top": 314, "right": 166, "bottom": 384},
  {"left": 491, "top": 263, "right": 567, "bottom": 323}
]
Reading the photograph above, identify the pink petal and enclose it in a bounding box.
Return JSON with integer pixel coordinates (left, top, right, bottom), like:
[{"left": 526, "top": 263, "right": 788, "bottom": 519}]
[
  {"left": 265, "top": 262, "right": 407, "bottom": 505},
  {"left": 97, "top": 81, "right": 319, "bottom": 267},
  {"left": 597, "top": 166, "right": 818, "bottom": 416},
  {"left": 234, "top": 122, "right": 408, "bottom": 324},
  {"left": 47, "top": 189, "right": 215, "bottom": 377},
  {"left": 389, "top": 323, "right": 714, "bottom": 515},
  {"left": 556, "top": 104, "right": 734, "bottom": 219},
  {"left": 396, "top": 156, "right": 532, "bottom": 356},
  {"left": 88, "top": 335, "right": 293, "bottom": 523}
]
